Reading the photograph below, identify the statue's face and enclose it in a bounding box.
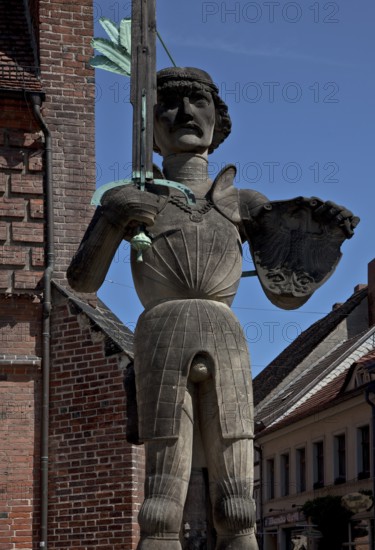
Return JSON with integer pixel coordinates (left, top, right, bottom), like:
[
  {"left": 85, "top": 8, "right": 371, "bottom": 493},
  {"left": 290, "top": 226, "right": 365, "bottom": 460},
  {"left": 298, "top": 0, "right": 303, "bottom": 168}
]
[{"left": 154, "top": 87, "right": 216, "bottom": 157}]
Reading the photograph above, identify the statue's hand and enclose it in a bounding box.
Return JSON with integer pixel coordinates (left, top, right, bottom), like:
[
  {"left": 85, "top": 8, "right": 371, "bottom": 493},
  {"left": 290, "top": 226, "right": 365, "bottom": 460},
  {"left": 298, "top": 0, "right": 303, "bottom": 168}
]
[
  {"left": 308, "top": 197, "right": 360, "bottom": 238},
  {"left": 101, "top": 184, "right": 161, "bottom": 228}
]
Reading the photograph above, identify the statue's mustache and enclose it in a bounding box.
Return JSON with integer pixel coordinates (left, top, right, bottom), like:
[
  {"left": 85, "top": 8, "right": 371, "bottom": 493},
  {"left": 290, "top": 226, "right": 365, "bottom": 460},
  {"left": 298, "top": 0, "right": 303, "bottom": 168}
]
[{"left": 171, "top": 122, "right": 203, "bottom": 137}]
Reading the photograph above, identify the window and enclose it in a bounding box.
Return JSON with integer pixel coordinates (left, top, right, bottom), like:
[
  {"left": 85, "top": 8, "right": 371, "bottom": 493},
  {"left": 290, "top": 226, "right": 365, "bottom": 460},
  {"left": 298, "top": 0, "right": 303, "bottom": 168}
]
[
  {"left": 280, "top": 453, "right": 290, "bottom": 496},
  {"left": 266, "top": 458, "right": 275, "bottom": 500},
  {"left": 296, "top": 447, "right": 306, "bottom": 493},
  {"left": 334, "top": 433, "right": 346, "bottom": 484},
  {"left": 354, "top": 367, "right": 370, "bottom": 387},
  {"left": 357, "top": 425, "right": 370, "bottom": 479},
  {"left": 313, "top": 441, "right": 324, "bottom": 489}
]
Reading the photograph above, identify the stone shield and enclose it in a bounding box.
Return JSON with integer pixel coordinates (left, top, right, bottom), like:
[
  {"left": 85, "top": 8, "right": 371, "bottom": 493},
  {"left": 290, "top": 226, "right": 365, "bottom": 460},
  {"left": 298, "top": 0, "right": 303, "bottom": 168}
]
[{"left": 246, "top": 197, "right": 357, "bottom": 310}]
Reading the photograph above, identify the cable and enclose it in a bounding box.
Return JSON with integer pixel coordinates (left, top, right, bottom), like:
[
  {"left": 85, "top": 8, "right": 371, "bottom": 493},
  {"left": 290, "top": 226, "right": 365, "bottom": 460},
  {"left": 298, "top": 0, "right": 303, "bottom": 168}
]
[
  {"left": 157, "top": 31, "right": 177, "bottom": 67},
  {"left": 104, "top": 278, "right": 135, "bottom": 290},
  {"left": 103, "top": 278, "right": 331, "bottom": 315}
]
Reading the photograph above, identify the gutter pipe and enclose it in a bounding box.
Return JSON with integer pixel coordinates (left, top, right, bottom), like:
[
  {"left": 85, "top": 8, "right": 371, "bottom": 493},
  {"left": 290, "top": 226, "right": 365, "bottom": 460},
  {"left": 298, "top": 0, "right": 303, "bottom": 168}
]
[
  {"left": 29, "top": 92, "right": 54, "bottom": 550},
  {"left": 255, "top": 444, "right": 264, "bottom": 550}
]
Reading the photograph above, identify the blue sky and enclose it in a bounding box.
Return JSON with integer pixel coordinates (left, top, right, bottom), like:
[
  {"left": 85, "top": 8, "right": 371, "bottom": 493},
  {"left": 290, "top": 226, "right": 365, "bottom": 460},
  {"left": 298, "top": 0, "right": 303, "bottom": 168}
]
[{"left": 93, "top": 1, "right": 375, "bottom": 375}]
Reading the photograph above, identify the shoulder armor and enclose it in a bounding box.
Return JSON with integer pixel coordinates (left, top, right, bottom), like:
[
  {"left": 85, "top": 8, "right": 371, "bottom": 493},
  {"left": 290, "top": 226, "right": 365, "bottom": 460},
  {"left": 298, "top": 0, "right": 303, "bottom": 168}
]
[{"left": 211, "top": 164, "right": 241, "bottom": 223}]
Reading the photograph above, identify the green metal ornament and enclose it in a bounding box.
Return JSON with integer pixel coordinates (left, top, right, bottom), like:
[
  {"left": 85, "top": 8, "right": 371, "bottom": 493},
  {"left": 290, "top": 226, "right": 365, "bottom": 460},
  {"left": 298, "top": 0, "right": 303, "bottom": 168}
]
[
  {"left": 90, "top": 18, "right": 131, "bottom": 76},
  {"left": 130, "top": 230, "right": 152, "bottom": 263}
]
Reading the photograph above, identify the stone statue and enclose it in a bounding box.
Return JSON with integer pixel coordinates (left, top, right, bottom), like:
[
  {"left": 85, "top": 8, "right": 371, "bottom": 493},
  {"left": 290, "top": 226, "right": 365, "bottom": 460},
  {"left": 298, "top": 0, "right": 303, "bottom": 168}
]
[{"left": 67, "top": 67, "right": 358, "bottom": 550}]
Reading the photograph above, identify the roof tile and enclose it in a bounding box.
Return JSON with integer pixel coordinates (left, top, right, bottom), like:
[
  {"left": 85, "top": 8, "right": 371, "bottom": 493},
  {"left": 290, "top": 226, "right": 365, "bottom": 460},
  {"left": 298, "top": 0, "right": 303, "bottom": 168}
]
[
  {"left": 0, "top": 0, "right": 42, "bottom": 92},
  {"left": 53, "top": 281, "right": 134, "bottom": 358},
  {"left": 253, "top": 287, "right": 368, "bottom": 405}
]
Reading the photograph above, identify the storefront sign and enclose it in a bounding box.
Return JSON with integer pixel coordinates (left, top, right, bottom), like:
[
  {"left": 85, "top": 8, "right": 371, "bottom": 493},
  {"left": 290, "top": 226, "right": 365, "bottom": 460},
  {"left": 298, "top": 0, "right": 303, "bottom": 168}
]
[{"left": 265, "top": 511, "right": 302, "bottom": 527}]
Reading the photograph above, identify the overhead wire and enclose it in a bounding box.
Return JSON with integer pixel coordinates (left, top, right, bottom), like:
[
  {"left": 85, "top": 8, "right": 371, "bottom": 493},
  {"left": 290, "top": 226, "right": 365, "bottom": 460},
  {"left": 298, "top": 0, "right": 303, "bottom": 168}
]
[{"left": 103, "top": 278, "right": 335, "bottom": 316}]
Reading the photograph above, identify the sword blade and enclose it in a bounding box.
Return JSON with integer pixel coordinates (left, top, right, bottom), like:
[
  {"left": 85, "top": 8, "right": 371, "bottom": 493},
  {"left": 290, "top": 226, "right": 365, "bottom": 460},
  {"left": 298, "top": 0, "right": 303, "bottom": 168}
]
[{"left": 130, "top": 0, "right": 156, "bottom": 186}]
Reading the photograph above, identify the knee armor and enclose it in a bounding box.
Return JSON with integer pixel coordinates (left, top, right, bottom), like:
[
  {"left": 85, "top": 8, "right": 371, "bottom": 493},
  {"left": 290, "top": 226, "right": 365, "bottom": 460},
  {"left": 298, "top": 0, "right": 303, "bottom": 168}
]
[
  {"left": 138, "top": 496, "right": 184, "bottom": 536},
  {"left": 214, "top": 495, "right": 256, "bottom": 534}
]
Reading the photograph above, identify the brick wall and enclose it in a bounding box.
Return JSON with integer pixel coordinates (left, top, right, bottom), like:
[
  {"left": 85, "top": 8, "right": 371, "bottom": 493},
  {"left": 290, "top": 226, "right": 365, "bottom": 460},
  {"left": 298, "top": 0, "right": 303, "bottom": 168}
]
[
  {"left": 49, "top": 290, "right": 144, "bottom": 549},
  {"left": 0, "top": 294, "right": 42, "bottom": 550},
  {"left": 0, "top": 62, "right": 44, "bottom": 545},
  {"left": 0, "top": 98, "right": 44, "bottom": 294},
  {"left": 1, "top": 0, "right": 96, "bottom": 289},
  {"left": 1, "top": 3, "right": 143, "bottom": 549},
  {"left": 38, "top": 0, "right": 96, "bottom": 282},
  {"left": 0, "top": 295, "right": 42, "bottom": 357},
  {"left": 0, "top": 365, "right": 41, "bottom": 550}
]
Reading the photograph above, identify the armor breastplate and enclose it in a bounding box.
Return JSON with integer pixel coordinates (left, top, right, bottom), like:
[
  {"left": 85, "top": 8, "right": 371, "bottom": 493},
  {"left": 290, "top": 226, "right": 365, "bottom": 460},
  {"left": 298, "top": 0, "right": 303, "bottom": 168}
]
[{"left": 131, "top": 200, "right": 243, "bottom": 308}]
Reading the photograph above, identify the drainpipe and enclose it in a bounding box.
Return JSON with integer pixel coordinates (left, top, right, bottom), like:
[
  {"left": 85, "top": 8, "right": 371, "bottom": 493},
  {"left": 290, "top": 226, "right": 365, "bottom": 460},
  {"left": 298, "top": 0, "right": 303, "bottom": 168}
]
[
  {"left": 365, "top": 380, "right": 375, "bottom": 549},
  {"left": 255, "top": 444, "right": 264, "bottom": 550},
  {"left": 29, "top": 92, "right": 54, "bottom": 550}
]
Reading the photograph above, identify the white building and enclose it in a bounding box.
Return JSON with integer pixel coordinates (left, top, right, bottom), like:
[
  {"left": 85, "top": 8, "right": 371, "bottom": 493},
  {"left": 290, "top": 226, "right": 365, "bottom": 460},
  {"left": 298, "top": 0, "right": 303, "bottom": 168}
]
[{"left": 253, "top": 260, "right": 375, "bottom": 550}]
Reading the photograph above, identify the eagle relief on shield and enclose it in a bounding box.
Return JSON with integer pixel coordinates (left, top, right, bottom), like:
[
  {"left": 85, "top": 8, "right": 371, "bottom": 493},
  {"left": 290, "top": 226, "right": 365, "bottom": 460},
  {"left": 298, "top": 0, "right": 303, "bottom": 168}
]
[{"left": 245, "top": 196, "right": 360, "bottom": 310}]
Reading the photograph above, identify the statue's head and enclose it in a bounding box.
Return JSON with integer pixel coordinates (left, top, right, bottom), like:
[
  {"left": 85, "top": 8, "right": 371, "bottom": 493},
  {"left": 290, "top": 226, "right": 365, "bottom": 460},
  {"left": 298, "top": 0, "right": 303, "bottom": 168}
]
[{"left": 154, "top": 67, "right": 231, "bottom": 157}]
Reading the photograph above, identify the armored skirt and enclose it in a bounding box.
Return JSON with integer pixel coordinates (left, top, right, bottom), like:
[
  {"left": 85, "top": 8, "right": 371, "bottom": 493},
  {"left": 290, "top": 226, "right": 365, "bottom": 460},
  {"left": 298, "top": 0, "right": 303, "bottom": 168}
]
[{"left": 134, "top": 298, "right": 254, "bottom": 441}]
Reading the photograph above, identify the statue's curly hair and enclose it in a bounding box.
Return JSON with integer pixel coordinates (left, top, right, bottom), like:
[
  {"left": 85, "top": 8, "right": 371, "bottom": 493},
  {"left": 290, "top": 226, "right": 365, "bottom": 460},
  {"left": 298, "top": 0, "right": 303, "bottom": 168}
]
[{"left": 154, "top": 67, "right": 232, "bottom": 154}]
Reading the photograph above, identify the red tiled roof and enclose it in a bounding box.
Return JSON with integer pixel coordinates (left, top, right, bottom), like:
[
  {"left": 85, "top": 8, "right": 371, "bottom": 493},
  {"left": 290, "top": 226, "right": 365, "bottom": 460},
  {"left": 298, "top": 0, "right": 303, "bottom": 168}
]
[
  {"left": 356, "top": 349, "right": 375, "bottom": 369},
  {"left": 253, "top": 286, "right": 368, "bottom": 405},
  {"left": 257, "top": 370, "right": 351, "bottom": 436},
  {"left": 0, "top": 0, "right": 42, "bottom": 92},
  {"left": 257, "top": 339, "right": 375, "bottom": 437},
  {"left": 53, "top": 282, "right": 134, "bottom": 358},
  {"left": 255, "top": 329, "right": 371, "bottom": 428}
]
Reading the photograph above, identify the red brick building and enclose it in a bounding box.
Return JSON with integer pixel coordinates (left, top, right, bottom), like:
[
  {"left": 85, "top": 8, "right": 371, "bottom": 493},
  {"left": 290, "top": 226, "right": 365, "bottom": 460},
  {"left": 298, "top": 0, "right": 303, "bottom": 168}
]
[{"left": 0, "top": 1, "right": 144, "bottom": 548}]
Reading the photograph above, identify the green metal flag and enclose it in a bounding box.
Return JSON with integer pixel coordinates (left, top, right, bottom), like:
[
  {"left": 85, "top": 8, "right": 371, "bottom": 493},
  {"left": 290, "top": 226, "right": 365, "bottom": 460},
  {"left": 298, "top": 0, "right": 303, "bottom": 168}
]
[{"left": 90, "top": 17, "right": 131, "bottom": 76}]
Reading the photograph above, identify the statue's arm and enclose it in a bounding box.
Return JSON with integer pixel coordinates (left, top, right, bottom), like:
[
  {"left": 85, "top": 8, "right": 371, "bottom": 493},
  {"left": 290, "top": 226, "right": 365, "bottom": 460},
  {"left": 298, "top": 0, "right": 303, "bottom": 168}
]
[
  {"left": 67, "top": 207, "right": 125, "bottom": 292},
  {"left": 238, "top": 188, "right": 270, "bottom": 238},
  {"left": 67, "top": 184, "right": 165, "bottom": 293}
]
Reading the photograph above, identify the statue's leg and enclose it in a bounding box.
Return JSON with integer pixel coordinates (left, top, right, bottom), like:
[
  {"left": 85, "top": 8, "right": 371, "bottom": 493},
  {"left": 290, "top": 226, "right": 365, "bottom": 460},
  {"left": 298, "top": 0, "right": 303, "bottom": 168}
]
[
  {"left": 137, "top": 389, "right": 193, "bottom": 550},
  {"left": 199, "top": 379, "right": 259, "bottom": 550}
]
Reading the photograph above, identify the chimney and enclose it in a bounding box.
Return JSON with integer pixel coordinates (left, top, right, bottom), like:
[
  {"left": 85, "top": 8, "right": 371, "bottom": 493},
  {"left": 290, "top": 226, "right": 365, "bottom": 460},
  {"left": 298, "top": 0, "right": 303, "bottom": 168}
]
[
  {"left": 368, "top": 259, "right": 375, "bottom": 326},
  {"left": 354, "top": 284, "right": 367, "bottom": 292}
]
